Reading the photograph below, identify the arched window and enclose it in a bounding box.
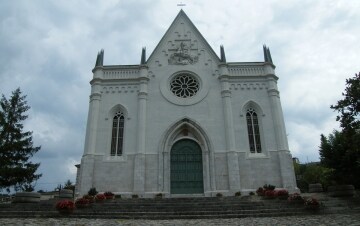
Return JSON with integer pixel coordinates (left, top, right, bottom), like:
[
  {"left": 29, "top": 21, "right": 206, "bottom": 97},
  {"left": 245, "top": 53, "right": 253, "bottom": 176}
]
[
  {"left": 246, "top": 108, "right": 262, "bottom": 153},
  {"left": 111, "top": 111, "right": 124, "bottom": 156}
]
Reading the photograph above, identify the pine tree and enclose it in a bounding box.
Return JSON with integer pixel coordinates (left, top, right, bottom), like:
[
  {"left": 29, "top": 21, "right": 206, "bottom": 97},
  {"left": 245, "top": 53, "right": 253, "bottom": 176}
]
[{"left": 0, "top": 88, "right": 41, "bottom": 192}]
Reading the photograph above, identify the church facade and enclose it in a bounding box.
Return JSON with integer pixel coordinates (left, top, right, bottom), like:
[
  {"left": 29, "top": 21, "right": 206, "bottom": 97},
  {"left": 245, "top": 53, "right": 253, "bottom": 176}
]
[{"left": 76, "top": 10, "right": 298, "bottom": 197}]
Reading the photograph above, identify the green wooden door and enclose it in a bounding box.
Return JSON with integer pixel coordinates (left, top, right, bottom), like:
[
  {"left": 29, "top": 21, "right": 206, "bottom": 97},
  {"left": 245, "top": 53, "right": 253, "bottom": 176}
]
[{"left": 170, "top": 139, "right": 204, "bottom": 194}]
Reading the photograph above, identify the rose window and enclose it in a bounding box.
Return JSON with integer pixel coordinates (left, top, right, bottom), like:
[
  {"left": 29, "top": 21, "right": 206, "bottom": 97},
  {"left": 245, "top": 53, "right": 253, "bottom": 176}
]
[{"left": 170, "top": 74, "right": 199, "bottom": 98}]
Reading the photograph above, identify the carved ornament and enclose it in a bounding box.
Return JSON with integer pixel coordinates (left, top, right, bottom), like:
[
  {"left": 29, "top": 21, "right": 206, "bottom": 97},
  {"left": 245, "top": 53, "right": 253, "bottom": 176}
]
[{"left": 168, "top": 42, "right": 198, "bottom": 65}]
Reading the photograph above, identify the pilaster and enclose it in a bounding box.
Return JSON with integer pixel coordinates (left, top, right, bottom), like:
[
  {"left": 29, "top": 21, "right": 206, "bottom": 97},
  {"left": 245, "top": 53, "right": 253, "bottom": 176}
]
[
  {"left": 83, "top": 74, "right": 102, "bottom": 156},
  {"left": 267, "top": 77, "right": 289, "bottom": 151},
  {"left": 267, "top": 76, "right": 296, "bottom": 190},
  {"left": 219, "top": 63, "right": 240, "bottom": 192},
  {"left": 133, "top": 65, "right": 149, "bottom": 194}
]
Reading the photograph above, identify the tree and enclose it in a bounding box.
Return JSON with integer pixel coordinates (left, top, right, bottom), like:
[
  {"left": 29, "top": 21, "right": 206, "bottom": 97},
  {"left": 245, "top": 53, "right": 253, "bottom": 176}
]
[
  {"left": 331, "top": 72, "right": 360, "bottom": 132},
  {"left": 293, "top": 161, "right": 333, "bottom": 192},
  {"left": 319, "top": 130, "right": 359, "bottom": 186},
  {"left": 64, "top": 179, "right": 75, "bottom": 191},
  {"left": 0, "top": 88, "right": 41, "bottom": 192},
  {"left": 320, "top": 73, "right": 360, "bottom": 188}
]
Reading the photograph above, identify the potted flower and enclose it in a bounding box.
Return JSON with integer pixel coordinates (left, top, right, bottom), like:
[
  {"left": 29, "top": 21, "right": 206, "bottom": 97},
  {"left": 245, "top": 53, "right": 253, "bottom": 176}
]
[
  {"left": 264, "top": 190, "right": 277, "bottom": 199},
  {"left": 304, "top": 197, "right": 320, "bottom": 211},
  {"left": 75, "top": 198, "right": 90, "bottom": 208},
  {"left": 82, "top": 194, "right": 94, "bottom": 203},
  {"left": 95, "top": 193, "right": 106, "bottom": 202},
  {"left": 287, "top": 193, "right": 304, "bottom": 205},
  {"left": 276, "top": 189, "right": 289, "bottom": 200},
  {"left": 104, "top": 192, "right": 115, "bottom": 200},
  {"left": 55, "top": 199, "right": 75, "bottom": 214}
]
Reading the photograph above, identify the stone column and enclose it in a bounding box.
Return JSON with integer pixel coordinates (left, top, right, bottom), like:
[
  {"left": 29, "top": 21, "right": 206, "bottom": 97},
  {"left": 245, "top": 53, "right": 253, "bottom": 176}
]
[
  {"left": 133, "top": 65, "right": 149, "bottom": 194},
  {"left": 84, "top": 68, "right": 103, "bottom": 155},
  {"left": 267, "top": 76, "right": 289, "bottom": 151},
  {"left": 74, "top": 164, "right": 81, "bottom": 197},
  {"left": 267, "top": 72, "right": 296, "bottom": 189},
  {"left": 84, "top": 92, "right": 101, "bottom": 155},
  {"left": 80, "top": 68, "right": 103, "bottom": 194},
  {"left": 219, "top": 64, "right": 241, "bottom": 192}
]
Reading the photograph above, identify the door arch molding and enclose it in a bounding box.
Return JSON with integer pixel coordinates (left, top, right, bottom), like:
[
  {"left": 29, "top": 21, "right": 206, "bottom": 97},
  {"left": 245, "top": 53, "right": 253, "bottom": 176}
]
[{"left": 158, "top": 117, "right": 215, "bottom": 195}]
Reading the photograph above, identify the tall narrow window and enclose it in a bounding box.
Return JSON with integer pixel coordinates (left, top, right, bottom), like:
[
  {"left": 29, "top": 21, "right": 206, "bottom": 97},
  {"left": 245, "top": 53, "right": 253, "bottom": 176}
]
[
  {"left": 246, "top": 108, "right": 262, "bottom": 153},
  {"left": 111, "top": 111, "right": 124, "bottom": 156}
]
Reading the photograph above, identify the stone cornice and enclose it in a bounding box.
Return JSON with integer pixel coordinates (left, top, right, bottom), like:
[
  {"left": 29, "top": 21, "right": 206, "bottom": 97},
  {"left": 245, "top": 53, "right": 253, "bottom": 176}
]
[
  {"left": 229, "top": 82, "right": 268, "bottom": 91},
  {"left": 101, "top": 85, "right": 140, "bottom": 94}
]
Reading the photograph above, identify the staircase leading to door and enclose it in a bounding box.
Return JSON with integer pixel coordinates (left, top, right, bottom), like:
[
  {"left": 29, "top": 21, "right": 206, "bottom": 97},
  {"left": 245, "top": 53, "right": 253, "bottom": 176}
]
[{"left": 0, "top": 196, "right": 359, "bottom": 219}]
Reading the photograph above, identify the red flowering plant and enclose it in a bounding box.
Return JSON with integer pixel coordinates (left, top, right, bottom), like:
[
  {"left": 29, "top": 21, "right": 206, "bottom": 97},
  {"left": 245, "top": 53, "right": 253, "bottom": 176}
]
[
  {"left": 55, "top": 200, "right": 75, "bottom": 212},
  {"left": 95, "top": 193, "right": 106, "bottom": 202},
  {"left": 104, "top": 191, "right": 115, "bottom": 199},
  {"left": 75, "top": 198, "right": 90, "bottom": 208},
  {"left": 304, "top": 197, "right": 320, "bottom": 210},
  {"left": 287, "top": 193, "right": 304, "bottom": 204},
  {"left": 276, "top": 189, "right": 289, "bottom": 199},
  {"left": 257, "top": 184, "right": 276, "bottom": 196},
  {"left": 264, "top": 190, "right": 277, "bottom": 199},
  {"left": 82, "top": 194, "right": 94, "bottom": 203}
]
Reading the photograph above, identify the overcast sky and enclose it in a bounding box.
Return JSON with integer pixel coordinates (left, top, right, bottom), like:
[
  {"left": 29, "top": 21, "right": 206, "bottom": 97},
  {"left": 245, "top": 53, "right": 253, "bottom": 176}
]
[{"left": 1, "top": 0, "right": 359, "bottom": 192}]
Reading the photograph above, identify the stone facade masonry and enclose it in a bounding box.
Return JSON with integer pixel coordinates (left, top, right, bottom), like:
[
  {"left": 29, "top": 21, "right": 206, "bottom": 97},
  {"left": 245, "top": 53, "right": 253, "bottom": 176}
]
[{"left": 76, "top": 10, "right": 298, "bottom": 197}]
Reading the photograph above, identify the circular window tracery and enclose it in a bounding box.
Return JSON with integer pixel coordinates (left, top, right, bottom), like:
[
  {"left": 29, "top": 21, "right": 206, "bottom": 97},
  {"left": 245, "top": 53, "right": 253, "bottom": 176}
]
[{"left": 170, "top": 74, "right": 199, "bottom": 98}]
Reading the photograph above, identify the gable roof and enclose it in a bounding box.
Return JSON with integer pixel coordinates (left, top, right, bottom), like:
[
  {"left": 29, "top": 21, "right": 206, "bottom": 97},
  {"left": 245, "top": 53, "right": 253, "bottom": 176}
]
[{"left": 147, "top": 9, "right": 221, "bottom": 64}]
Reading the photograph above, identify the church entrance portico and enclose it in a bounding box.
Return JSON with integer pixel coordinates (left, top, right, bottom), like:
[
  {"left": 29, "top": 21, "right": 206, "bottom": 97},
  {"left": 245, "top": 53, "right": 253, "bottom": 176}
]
[
  {"left": 170, "top": 139, "right": 204, "bottom": 194},
  {"left": 158, "top": 118, "right": 216, "bottom": 196}
]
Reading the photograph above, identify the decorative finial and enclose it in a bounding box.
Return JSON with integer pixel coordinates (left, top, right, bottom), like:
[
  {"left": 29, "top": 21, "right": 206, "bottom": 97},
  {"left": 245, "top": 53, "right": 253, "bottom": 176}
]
[
  {"left": 263, "top": 45, "right": 273, "bottom": 64},
  {"left": 95, "top": 49, "right": 104, "bottom": 67},
  {"left": 141, "top": 47, "right": 146, "bottom": 65},
  {"left": 220, "top": 45, "right": 226, "bottom": 63}
]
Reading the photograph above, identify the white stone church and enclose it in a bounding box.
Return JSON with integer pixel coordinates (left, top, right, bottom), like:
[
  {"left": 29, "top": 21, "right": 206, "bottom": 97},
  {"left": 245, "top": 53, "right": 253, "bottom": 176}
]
[{"left": 75, "top": 10, "right": 298, "bottom": 197}]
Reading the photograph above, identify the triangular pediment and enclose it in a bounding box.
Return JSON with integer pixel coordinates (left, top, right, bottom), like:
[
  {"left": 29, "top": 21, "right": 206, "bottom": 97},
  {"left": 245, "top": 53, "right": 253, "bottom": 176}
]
[{"left": 147, "top": 10, "right": 220, "bottom": 66}]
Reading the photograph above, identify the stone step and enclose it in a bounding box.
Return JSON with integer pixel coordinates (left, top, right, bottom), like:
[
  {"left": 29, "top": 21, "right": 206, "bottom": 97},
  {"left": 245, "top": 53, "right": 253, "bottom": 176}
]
[
  {"left": 3, "top": 195, "right": 357, "bottom": 219},
  {"left": 0, "top": 209, "right": 310, "bottom": 219}
]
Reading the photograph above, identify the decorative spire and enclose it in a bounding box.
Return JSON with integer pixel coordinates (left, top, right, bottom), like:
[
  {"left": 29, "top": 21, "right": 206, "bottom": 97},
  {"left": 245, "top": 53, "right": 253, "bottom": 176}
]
[
  {"left": 220, "top": 45, "right": 226, "bottom": 63},
  {"left": 263, "top": 45, "right": 273, "bottom": 64},
  {"left": 95, "top": 49, "right": 104, "bottom": 67},
  {"left": 141, "top": 47, "right": 146, "bottom": 65}
]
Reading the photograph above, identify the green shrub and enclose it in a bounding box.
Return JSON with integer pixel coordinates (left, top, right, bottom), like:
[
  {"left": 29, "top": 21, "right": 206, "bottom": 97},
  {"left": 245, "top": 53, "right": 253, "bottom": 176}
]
[
  {"left": 114, "top": 194, "right": 122, "bottom": 199},
  {"left": 263, "top": 184, "right": 276, "bottom": 191},
  {"left": 132, "top": 194, "right": 139, "bottom": 199},
  {"left": 87, "top": 187, "right": 98, "bottom": 196},
  {"left": 155, "top": 193, "right": 163, "bottom": 198}
]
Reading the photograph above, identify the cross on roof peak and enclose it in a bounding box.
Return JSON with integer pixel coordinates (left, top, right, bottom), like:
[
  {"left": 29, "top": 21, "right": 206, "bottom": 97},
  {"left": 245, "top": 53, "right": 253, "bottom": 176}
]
[{"left": 177, "top": 2, "right": 186, "bottom": 7}]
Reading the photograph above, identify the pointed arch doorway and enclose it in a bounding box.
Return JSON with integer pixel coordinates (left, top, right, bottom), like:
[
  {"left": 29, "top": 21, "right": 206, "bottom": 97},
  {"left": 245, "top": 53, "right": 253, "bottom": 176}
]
[{"left": 170, "top": 139, "right": 204, "bottom": 194}]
